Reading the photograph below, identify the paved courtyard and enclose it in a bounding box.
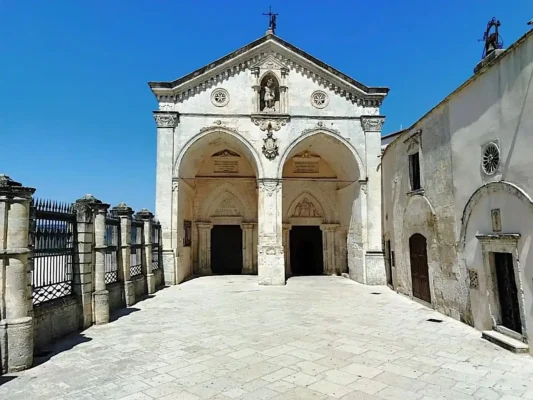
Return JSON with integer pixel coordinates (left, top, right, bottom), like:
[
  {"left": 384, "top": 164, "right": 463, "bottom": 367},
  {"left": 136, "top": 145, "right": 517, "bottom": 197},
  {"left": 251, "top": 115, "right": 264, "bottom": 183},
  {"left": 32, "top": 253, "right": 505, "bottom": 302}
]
[{"left": 2, "top": 276, "right": 533, "bottom": 400}]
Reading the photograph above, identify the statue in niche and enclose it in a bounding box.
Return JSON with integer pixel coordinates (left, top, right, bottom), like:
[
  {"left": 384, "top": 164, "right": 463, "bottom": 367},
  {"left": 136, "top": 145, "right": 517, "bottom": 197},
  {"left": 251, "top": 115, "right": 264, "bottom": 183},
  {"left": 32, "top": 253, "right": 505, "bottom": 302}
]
[
  {"left": 260, "top": 76, "right": 279, "bottom": 112},
  {"left": 294, "top": 198, "right": 320, "bottom": 217}
]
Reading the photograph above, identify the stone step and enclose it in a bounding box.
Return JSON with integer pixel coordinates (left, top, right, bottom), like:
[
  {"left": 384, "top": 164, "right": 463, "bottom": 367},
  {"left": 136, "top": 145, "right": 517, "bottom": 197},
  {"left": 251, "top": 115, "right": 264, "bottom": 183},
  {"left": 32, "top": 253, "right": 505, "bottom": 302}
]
[{"left": 482, "top": 330, "right": 529, "bottom": 354}]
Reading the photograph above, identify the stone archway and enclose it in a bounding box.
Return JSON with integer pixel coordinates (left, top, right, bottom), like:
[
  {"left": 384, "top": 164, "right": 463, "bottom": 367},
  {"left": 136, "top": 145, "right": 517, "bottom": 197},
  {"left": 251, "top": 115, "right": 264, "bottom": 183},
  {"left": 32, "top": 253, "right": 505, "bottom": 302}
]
[
  {"left": 279, "top": 131, "right": 362, "bottom": 278},
  {"left": 172, "top": 129, "right": 260, "bottom": 281}
]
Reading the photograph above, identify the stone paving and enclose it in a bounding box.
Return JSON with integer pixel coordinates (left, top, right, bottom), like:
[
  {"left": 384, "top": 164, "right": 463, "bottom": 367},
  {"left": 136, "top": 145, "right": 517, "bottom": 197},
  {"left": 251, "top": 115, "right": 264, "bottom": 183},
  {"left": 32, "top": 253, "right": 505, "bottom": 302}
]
[{"left": 2, "top": 276, "right": 533, "bottom": 400}]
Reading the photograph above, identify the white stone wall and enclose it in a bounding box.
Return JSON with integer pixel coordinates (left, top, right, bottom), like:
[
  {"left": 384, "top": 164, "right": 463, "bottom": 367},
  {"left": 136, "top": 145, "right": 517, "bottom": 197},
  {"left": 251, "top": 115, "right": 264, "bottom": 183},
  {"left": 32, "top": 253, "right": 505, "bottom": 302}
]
[
  {"left": 382, "top": 31, "right": 533, "bottom": 348},
  {"left": 154, "top": 44, "right": 386, "bottom": 285}
]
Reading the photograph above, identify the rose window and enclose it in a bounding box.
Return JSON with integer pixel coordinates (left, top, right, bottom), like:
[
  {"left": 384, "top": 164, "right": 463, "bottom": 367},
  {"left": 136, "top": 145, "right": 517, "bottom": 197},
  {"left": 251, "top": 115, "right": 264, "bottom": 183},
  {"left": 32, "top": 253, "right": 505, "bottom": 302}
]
[
  {"left": 311, "top": 90, "right": 329, "bottom": 109},
  {"left": 482, "top": 142, "right": 500, "bottom": 175},
  {"left": 211, "top": 88, "right": 229, "bottom": 107}
]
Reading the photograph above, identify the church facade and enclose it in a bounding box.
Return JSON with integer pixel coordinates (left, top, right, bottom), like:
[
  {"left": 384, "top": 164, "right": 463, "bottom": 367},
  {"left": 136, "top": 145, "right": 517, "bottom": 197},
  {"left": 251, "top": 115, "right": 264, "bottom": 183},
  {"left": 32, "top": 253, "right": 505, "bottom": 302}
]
[{"left": 149, "top": 31, "right": 389, "bottom": 286}]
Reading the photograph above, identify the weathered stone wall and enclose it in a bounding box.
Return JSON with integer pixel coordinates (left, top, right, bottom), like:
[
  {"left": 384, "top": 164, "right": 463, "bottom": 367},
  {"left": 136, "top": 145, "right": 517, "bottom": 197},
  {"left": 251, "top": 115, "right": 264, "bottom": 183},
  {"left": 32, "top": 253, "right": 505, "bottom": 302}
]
[
  {"left": 382, "top": 103, "right": 469, "bottom": 321},
  {"left": 108, "top": 282, "right": 125, "bottom": 312},
  {"left": 33, "top": 297, "right": 80, "bottom": 351},
  {"left": 133, "top": 275, "right": 146, "bottom": 299}
]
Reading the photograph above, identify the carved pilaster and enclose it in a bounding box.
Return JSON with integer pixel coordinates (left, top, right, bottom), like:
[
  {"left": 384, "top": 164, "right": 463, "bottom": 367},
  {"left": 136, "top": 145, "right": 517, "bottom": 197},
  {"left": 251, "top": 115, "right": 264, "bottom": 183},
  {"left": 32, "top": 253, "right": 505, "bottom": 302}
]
[
  {"left": 153, "top": 111, "right": 179, "bottom": 128},
  {"left": 360, "top": 116, "right": 385, "bottom": 133}
]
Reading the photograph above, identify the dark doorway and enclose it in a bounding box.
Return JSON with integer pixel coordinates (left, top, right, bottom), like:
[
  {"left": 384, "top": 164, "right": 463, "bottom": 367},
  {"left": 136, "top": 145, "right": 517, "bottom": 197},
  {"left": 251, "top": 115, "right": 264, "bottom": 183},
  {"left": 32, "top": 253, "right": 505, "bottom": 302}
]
[
  {"left": 409, "top": 234, "right": 431, "bottom": 303},
  {"left": 385, "top": 240, "right": 393, "bottom": 286},
  {"left": 494, "top": 252, "right": 522, "bottom": 334},
  {"left": 211, "top": 225, "right": 242, "bottom": 274},
  {"left": 290, "top": 226, "right": 323, "bottom": 275}
]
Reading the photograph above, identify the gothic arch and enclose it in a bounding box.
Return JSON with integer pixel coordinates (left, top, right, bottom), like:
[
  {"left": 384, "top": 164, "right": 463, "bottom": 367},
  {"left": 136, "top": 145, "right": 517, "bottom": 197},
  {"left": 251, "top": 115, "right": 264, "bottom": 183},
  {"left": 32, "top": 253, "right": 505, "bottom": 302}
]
[
  {"left": 403, "top": 194, "right": 437, "bottom": 243},
  {"left": 286, "top": 191, "right": 325, "bottom": 219},
  {"left": 277, "top": 128, "right": 365, "bottom": 180},
  {"left": 459, "top": 181, "right": 533, "bottom": 249},
  {"left": 174, "top": 126, "right": 264, "bottom": 179},
  {"left": 198, "top": 182, "right": 254, "bottom": 221}
]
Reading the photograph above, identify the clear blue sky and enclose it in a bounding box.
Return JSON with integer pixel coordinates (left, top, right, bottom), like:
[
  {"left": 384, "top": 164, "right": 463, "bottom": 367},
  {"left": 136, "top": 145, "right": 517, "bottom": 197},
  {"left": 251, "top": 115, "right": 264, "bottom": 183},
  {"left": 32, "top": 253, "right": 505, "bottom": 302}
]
[{"left": 1, "top": 1, "right": 531, "bottom": 211}]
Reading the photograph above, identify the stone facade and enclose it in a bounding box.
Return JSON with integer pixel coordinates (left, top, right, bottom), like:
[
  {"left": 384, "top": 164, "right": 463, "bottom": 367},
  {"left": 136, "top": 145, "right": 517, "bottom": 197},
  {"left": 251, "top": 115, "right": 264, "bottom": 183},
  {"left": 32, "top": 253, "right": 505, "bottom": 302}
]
[
  {"left": 149, "top": 32, "right": 389, "bottom": 286},
  {"left": 382, "top": 30, "right": 533, "bottom": 354}
]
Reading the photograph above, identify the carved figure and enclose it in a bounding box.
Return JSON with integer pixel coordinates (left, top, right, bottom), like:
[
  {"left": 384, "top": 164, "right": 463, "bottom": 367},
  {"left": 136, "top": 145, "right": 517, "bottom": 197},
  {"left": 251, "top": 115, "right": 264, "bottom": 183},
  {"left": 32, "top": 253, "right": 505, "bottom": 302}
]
[
  {"left": 294, "top": 198, "right": 320, "bottom": 217},
  {"left": 262, "top": 77, "right": 277, "bottom": 112}
]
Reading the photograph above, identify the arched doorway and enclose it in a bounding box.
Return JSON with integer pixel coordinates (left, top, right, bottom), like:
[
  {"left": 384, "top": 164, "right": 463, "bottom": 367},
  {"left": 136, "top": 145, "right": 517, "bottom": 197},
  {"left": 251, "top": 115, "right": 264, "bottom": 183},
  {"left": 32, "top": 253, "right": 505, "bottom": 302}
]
[
  {"left": 279, "top": 130, "right": 362, "bottom": 277},
  {"left": 409, "top": 233, "right": 431, "bottom": 303},
  {"left": 175, "top": 128, "right": 262, "bottom": 279}
]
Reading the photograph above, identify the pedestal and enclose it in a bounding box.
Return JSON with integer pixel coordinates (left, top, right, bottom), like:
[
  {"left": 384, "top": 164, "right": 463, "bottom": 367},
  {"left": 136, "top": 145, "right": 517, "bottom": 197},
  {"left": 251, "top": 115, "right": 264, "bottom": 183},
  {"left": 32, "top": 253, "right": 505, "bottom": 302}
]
[
  {"left": 93, "top": 290, "right": 110, "bottom": 325},
  {"left": 258, "top": 245, "right": 285, "bottom": 285}
]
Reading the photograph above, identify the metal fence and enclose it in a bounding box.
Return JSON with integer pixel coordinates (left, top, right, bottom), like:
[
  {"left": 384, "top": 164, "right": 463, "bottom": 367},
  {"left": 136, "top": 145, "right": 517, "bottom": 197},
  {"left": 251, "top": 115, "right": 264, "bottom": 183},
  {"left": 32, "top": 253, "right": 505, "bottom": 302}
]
[
  {"left": 30, "top": 199, "right": 76, "bottom": 305},
  {"left": 130, "top": 220, "right": 143, "bottom": 277},
  {"left": 151, "top": 222, "right": 161, "bottom": 271},
  {"left": 104, "top": 213, "right": 120, "bottom": 284}
]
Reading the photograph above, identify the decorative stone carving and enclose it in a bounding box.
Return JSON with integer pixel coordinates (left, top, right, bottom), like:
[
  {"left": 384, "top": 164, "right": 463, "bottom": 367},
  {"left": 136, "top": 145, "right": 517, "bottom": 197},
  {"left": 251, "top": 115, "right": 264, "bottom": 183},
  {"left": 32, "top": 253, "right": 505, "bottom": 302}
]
[
  {"left": 213, "top": 198, "right": 241, "bottom": 216},
  {"left": 259, "top": 180, "right": 280, "bottom": 197},
  {"left": 360, "top": 116, "right": 385, "bottom": 132},
  {"left": 293, "top": 198, "right": 321, "bottom": 217},
  {"left": 262, "top": 131, "right": 279, "bottom": 160},
  {"left": 482, "top": 140, "right": 501, "bottom": 175},
  {"left": 251, "top": 115, "right": 290, "bottom": 131},
  {"left": 468, "top": 269, "right": 479, "bottom": 290},
  {"left": 153, "top": 111, "right": 179, "bottom": 128},
  {"left": 311, "top": 90, "right": 329, "bottom": 109},
  {"left": 491, "top": 208, "right": 502, "bottom": 232},
  {"left": 301, "top": 125, "right": 340, "bottom": 136},
  {"left": 211, "top": 88, "right": 229, "bottom": 107},
  {"left": 261, "top": 76, "right": 279, "bottom": 112}
]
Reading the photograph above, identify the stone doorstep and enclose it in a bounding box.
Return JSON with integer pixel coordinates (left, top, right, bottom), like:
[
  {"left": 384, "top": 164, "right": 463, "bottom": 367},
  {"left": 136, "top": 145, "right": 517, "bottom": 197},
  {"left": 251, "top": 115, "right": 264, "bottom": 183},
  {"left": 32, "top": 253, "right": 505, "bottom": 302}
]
[{"left": 482, "top": 330, "right": 529, "bottom": 354}]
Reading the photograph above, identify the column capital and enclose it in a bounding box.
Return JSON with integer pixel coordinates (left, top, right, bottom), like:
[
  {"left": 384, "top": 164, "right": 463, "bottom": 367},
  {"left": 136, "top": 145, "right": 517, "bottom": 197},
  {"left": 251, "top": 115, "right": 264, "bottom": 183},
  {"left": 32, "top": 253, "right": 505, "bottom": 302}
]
[
  {"left": 258, "top": 179, "right": 282, "bottom": 197},
  {"left": 135, "top": 208, "right": 154, "bottom": 221},
  {"left": 241, "top": 223, "right": 255, "bottom": 230},
  {"left": 153, "top": 111, "right": 179, "bottom": 128},
  {"left": 360, "top": 115, "right": 385, "bottom": 132},
  {"left": 197, "top": 222, "right": 213, "bottom": 230},
  {"left": 0, "top": 174, "right": 35, "bottom": 199},
  {"left": 111, "top": 202, "right": 134, "bottom": 218},
  {"left": 320, "top": 223, "right": 340, "bottom": 232}
]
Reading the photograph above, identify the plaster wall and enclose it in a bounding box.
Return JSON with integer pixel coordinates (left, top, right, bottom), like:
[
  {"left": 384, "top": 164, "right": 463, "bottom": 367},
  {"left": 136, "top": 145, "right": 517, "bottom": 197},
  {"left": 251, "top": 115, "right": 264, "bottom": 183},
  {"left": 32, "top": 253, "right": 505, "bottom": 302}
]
[
  {"left": 449, "top": 33, "right": 533, "bottom": 231},
  {"left": 464, "top": 189, "right": 533, "bottom": 351},
  {"left": 381, "top": 104, "right": 467, "bottom": 320}
]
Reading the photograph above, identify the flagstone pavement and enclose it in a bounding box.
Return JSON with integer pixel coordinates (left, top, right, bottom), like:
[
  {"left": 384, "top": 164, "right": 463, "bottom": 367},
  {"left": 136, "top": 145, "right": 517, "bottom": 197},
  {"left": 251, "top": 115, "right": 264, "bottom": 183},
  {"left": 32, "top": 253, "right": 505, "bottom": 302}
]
[{"left": 2, "top": 275, "right": 533, "bottom": 400}]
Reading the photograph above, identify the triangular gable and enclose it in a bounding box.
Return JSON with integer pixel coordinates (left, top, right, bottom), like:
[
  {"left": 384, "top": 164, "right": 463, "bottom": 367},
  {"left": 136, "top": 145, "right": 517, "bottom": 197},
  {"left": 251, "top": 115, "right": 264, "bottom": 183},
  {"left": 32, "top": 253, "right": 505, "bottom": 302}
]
[{"left": 149, "top": 34, "right": 389, "bottom": 106}]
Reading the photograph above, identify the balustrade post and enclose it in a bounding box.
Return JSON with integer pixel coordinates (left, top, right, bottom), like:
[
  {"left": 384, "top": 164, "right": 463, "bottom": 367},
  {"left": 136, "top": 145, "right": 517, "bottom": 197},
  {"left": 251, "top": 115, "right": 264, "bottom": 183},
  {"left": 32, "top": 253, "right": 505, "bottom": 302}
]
[
  {"left": 111, "top": 202, "right": 135, "bottom": 306},
  {"left": 136, "top": 208, "right": 156, "bottom": 294},
  {"left": 72, "top": 194, "right": 100, "bottom": 329},
  {"left": 0, "top": 175, "right": 35, "bottom": 373},
  {"left": 92, "top": 201, "right": 110, "bottom": 324}
]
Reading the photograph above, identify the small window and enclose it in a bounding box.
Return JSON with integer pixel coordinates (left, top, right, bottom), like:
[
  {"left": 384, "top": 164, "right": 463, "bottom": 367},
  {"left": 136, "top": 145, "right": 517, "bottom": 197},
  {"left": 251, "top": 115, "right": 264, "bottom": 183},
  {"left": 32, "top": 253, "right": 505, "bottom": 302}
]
[{"left": 409, "top": 152, "right": 421, "bottom": 190}]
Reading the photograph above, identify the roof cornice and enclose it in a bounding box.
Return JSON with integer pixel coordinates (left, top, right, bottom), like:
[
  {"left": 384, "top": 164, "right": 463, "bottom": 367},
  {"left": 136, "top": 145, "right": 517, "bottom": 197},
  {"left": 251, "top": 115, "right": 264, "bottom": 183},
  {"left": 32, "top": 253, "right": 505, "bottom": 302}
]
[{"left": 148, "top": 34, "right": 389, "bottom": 107}]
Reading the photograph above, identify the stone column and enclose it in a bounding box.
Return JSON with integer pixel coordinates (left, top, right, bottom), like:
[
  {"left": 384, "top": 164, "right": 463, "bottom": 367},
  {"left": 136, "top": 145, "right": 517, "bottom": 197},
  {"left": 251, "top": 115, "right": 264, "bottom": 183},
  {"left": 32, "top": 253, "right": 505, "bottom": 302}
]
[
  {"left": 112, "top": 202, "right": 135, "bottom": 306},
  {"left": 257, "top": 179, "right": 285, "bottom": 285},
  {"left": 153, "top": 111, "right": 179, "bottom": 285},
  {"left": 0, "top": 175, "right": 35, "bottom": 373},
  {"left": 136, "top": 208, "right": 156, "bottom": 294},
  {"left": 197, "top": 223, "right": 212, "bottom": 275},
  {"left": 92, "top": 201, "right": 110, "bottom": 324},
  {"left": 241, "top": 223, "right": 254, "bottom": 274},
  {"left": 335, "top": 227, "right": 348, "bottom": 275},
  {"left": 321, "top": 224, "right": 338, "bottom": 275},
  {"left": 348, "top": 181, "right": 367, "bottom": 282},
  {"left": 361, "top": 116, "right": 386, "bottom": 285},
  {"left": 282, "top": 224, "right": 291, "bottom": 277},
  {"left": 72, "top": 194, "right": 97, "bottom": 329}
]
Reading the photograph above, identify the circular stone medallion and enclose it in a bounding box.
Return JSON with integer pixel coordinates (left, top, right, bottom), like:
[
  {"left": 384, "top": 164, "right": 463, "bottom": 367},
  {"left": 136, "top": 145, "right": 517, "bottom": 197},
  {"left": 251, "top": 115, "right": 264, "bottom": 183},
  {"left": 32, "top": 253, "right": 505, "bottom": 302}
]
[{"left": 211, "top": 88, "right": 230, "bottom": 107}]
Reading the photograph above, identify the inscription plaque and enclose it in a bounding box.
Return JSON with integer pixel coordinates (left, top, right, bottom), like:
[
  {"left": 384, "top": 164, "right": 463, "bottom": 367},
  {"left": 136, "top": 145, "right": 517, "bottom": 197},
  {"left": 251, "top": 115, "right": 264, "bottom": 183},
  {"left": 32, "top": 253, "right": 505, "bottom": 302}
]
[
  {"left": 212, "top": 149, "right": 240, "bottom": 174},
  {"left": 214, "top": 159, "right": 239, "bottom": 173},
  {"left": 293, "top": 151, "right": 320, "bottom": 173}
]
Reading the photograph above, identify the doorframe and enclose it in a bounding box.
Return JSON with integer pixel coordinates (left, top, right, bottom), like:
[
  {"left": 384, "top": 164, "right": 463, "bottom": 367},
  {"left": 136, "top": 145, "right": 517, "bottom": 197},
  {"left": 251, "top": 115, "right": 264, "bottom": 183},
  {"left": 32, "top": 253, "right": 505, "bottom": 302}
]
[
  {"left": 475, "top": 234, "right": 528, "bottom": 342},
  {"left": 408, "top": 233, "right": 432, "bottom": 305}
]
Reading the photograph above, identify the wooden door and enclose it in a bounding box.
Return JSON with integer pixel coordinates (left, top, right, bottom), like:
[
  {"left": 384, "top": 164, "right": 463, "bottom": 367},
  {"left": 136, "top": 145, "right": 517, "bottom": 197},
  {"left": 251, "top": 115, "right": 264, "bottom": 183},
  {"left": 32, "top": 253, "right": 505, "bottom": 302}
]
[
  {"left": 494, "top": 252, "right": 522, "bottom": 334},
  {"left": 409, "top": 234, "right": 431, "bottom": 303}
]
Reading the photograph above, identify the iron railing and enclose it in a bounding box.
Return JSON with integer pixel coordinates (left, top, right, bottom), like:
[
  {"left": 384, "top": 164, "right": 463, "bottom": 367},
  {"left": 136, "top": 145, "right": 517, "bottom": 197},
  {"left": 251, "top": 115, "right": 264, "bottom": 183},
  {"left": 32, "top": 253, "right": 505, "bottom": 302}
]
[
  {"left": 130, "top": 220, "right": 143, "bottom": 277},
  {"left": 151, "top": 222, "right": 161, "bottom": 271},
  {"left": 104, "top": 213, "right": 120, "bottom": 284},
  {"left": 30, "top": 199, "right": 76, "bottom": 305}
]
